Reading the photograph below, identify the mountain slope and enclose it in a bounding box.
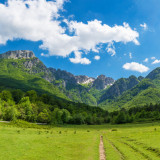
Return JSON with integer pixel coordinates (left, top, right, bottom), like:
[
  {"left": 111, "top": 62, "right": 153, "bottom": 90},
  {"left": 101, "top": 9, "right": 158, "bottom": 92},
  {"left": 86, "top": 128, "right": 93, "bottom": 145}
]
[
  {"left": 0, "top": 57, "right": 68, "bottom": 100},
  {"left": 99, "top": 75, "right": 140, "bottom": 104},
  {"left": 0, "top": 50, "right": 114, "bottom": 106},
  {"left": 100, "top": 68, "right": 160, "bottom": 111},
  {"left": 1, "top": 50, "right": 160, "bottom": 110},
  {"left": 146, "top": 67, "right": 160, "bottom": 80}
]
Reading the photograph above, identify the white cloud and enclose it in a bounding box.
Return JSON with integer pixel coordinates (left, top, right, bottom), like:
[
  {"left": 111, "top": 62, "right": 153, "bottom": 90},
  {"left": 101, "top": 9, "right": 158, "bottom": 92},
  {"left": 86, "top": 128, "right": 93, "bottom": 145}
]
[
  {"left": 140, "top": 23, "right": 148, "bottom": 30},
  {"left": 143, "top": 58, "right": 149, "bottom": 63},
  {"left": 123, "top": 62, "right": 149, "bottom": 73},
  {"left": 41, "top": 53, "right": 44, "bottom": 56},
  {"left": 106, "top": 42, "right": 116, "bottom": 56},
  {"left": 151, "top": 57, "right": 156, "bottom": 60},
  {"left": 129, "top": 52, "right": 132, "bottom": 59},
  {"left": 0, "top": 0, "right": 140, "bottom": 64},
  {"left": 94, "top": 55, "right": 100, "bottom": 60},
  {"left": 69, "top": 51, "right": 91, "bottom": 65},
  {"left": 152, "top": 59, "right": 160, "bottom": 64}
]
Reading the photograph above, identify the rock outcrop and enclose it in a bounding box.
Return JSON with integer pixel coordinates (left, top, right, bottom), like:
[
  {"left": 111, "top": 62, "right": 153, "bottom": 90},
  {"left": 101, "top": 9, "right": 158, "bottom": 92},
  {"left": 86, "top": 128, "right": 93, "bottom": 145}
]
[
  {"left": 75, "top": 75, "right": 95, "bottom": 84},
  {"left": 0, "top": 50, "right": 35, "bottom": 59},
  {"left": 0, "top": 50, "right": 115, "bottom": 90},
  {"left": 99, "top": 75, "right": 139, "bottom": 102},
  {"left": 92, "top": 75, "right": 115, "bottom": 90}
]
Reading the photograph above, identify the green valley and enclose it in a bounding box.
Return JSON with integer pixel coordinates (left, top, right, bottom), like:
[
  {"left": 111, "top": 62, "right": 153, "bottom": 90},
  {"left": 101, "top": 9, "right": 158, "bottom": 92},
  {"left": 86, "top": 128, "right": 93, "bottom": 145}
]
[{"left": 0, "top": 122, "right": 160, "bottom": 160}]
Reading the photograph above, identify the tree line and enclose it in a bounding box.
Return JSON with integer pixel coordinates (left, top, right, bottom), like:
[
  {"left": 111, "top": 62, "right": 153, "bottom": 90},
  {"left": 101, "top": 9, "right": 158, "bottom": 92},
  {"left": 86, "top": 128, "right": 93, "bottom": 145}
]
[
  {"left": 0, "top": 89, "right": 160, "bottom": 125},
  {"left": 110, "top": 103, "right": 160, "bottom": 124},
  {"left": 0, "top": 89, "right": 109, "bottom": 125}
]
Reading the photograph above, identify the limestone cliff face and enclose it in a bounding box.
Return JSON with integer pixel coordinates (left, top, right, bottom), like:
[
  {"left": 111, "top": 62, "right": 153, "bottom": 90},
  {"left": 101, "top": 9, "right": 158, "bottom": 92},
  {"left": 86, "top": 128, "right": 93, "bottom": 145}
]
[
  {"left": 0, "top": 50, "right": 35, "bottom": 59},
  {"left": 0, "top": 50, "right": 54, "bottom": 83},
  {"left": 75, "top": 75, "right": 95, "bottom": 84},
  {"left": 92, "top": 75, "right": 115, "bottom": 90}
]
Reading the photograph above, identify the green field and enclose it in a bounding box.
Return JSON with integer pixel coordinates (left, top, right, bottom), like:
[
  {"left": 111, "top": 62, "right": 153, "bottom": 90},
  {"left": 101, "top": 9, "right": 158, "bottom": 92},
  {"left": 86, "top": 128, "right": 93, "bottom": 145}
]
[
  {"left": 0, "top": 122, "right": 160, "bottom": 160},
  {"left": 103, "top": 123, "right": 160, "bottom": 160}
]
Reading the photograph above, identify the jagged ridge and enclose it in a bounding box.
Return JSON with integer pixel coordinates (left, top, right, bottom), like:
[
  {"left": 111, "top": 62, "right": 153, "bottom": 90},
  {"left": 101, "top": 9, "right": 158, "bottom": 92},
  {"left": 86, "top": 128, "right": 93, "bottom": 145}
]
[{"left": 1, "top": 50, "right": 160, "bottom": 110}]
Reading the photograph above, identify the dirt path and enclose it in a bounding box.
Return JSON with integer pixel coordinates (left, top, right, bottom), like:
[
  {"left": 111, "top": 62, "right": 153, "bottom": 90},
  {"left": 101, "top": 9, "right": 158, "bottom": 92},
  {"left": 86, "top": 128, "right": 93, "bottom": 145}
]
[
  {"left": 0, "top": 121, "right": 10, "bottom": 123},
  {"left": 0, "top": 121, "right": 46, "bottom": 125},
  {"left": 99, "top": 136, "right": 106, "bottom": 160}
]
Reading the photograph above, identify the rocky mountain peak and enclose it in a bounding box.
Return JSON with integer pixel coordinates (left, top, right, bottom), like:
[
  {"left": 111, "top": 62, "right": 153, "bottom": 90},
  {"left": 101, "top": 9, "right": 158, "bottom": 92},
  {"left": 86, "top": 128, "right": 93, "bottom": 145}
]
[
  {"left": 75, "top": 75, "right": 95, "bottom": 84},
  {"left": 128, "top": 75, "right": 137, "bottom": 79},
  {"left": 0, "top": 50, "right": 116, "bottom": 91},
  {"left": 93, "top": 74, "right": 115, "bottom": 90},
  {"left": 0, "top": 50, "right": 35, "bottom": 59},
  {"left": 146, "top": 67, "right": 160, "bottom": 80},
  {"left": 54, "top": 69, "right": 77, "bottom": 86},
  {"left": 99, "top": 75, "right": 140, "bottom": 102},
  {"left": 138, "top": 76, "right": 144, "bottom": 81},
  {"left": 97, "top": 74, "right": 106, "bottom": 80}
]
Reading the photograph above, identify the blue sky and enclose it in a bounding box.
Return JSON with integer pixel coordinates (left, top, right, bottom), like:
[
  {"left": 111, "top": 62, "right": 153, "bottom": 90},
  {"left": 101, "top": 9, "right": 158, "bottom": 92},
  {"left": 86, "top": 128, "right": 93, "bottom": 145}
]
[{"left": 0, "top": 0, "right": 160, "bottom": 80}]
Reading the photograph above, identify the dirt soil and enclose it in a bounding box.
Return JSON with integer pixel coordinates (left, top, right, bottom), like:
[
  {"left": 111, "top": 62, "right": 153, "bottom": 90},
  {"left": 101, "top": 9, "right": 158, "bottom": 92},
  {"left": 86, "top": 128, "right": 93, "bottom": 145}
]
[{"left": 99, "top": 135, "right": 106, "bottom": 160}]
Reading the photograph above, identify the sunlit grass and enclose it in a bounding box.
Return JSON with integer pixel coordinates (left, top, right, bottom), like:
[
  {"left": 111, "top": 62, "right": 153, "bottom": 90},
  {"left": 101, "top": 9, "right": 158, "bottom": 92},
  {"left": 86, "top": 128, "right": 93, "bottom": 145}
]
[{"left": 0, "top": 122, "right": 160, "bottom": 160}]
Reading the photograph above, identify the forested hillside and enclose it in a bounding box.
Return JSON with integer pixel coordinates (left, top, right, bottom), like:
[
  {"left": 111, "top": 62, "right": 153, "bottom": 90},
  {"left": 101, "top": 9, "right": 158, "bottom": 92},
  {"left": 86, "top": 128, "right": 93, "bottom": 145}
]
[
  {"left": 100, "top": 68, "right": 160, "bottom": 111},
  {"left": 0, "top": 89, "right": 109, "bottom": 124},
  {"left": 1, "top": 50, "right": 160, "bottom": 112}
]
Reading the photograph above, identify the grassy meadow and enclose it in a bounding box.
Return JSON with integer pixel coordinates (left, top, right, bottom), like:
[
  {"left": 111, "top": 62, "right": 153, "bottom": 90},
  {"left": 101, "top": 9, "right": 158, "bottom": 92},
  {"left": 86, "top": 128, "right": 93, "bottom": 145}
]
[{"left": 0, "top": 122, "right": 160, "bottom": 160}]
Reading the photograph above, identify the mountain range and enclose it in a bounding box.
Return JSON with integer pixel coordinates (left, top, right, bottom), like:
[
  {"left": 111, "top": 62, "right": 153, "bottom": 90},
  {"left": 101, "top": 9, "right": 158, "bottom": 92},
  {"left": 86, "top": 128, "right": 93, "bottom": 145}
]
[{"left": 0, "top": 50, "right": 160, "bottom": 111}]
